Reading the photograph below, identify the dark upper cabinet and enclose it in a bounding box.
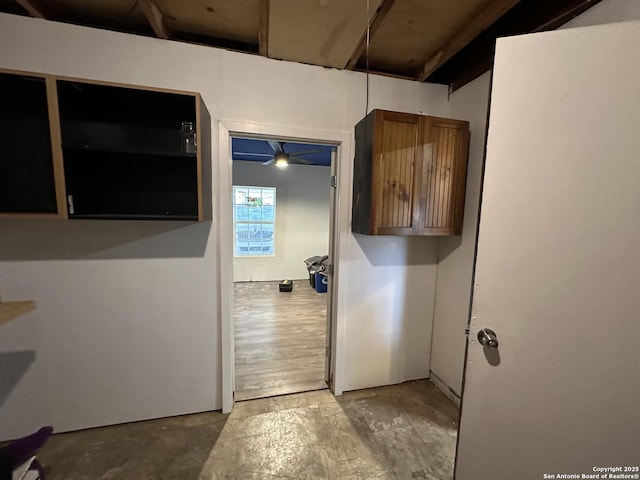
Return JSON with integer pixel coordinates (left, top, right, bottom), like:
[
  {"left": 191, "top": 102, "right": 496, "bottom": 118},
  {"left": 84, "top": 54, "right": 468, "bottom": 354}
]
[
  {"left": 57, "top": 80, "right": 210, "bottom": 220},
  {"left": 0, "top": 71, "right": 60, "bottom": 216},
  {"left": 0, "top": 69, "right": 211, "bottom": 221},
  {"left": 352, "top": 109, "right": 470, "bottom": 236}
]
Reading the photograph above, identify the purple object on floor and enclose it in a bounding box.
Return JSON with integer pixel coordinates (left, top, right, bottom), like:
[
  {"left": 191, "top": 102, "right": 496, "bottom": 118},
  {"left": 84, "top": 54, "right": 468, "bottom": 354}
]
[
  {"left": 4, "top": 426, "right": 53, "bottom": 466},
  {"left": 0, "top": 426, "right": 53, "bottom": 479}
]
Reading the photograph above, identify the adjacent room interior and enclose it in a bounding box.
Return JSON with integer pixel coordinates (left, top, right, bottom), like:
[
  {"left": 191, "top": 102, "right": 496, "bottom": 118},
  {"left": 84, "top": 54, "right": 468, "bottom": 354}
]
[{"left": 230, "top": 137, "right": 333, "bottom": 401}]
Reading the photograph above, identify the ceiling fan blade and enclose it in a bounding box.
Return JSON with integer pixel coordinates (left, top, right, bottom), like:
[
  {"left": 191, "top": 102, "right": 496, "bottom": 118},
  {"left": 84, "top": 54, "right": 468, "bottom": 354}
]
[
  {"left": 267, "top": 140, "right": 283, "bottom": 154},
  {"left": 289, "top": 149, "right": 323, "bottom": 157},
  {"left": 234, "top": 152, "right": 274, "bottom": 157},
  {"left": 262, "top": 158, "right": 275, "bottom": 165},
  {"left": 290, "top": 157, "right": 312, "bottom": 165}
]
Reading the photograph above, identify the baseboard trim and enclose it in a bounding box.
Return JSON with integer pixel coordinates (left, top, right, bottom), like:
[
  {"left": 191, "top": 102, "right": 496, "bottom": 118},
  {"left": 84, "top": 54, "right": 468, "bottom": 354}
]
[{"left": 429, "top": 371, "right": 461, "bottom": 407}]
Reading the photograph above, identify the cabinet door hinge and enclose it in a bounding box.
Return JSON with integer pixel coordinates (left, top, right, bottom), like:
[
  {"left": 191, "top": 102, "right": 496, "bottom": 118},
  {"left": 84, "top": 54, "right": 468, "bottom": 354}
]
[
  {"left": 330, "top": 175, "right": 337, "bottom": 188},
  {"left": 325, "top": 346, "right": 331, "bottom": 358},
  {"left": 464, "top": 326, "right": 470, "bottom": 336}
]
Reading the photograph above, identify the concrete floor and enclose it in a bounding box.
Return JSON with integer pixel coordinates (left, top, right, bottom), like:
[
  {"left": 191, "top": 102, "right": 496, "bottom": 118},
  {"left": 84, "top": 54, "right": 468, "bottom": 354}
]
[{"left": 37, "top": 380, "right": 459, "bottom": 480}]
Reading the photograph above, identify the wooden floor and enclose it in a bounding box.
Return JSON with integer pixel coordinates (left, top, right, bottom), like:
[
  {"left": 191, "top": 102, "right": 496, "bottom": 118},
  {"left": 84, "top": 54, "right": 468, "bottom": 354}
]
[{"left": 234, "top": 280, "right": 328, "bottom": 401}]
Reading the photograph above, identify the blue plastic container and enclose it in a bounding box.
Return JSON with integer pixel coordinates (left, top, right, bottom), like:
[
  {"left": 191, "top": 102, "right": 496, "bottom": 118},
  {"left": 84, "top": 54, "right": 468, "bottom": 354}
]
[{"left": 314, "top": 272, "right": 328, "bottom": 293}]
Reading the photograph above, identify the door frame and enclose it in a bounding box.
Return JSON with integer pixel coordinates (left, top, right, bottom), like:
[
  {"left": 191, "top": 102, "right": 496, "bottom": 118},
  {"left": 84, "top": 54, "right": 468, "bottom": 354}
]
[
  {"left": 325, "top": 148, "right": 338, "bottom": 390},
  {"left": 218, "top": 121, "right": 351, "bottom": 413}
]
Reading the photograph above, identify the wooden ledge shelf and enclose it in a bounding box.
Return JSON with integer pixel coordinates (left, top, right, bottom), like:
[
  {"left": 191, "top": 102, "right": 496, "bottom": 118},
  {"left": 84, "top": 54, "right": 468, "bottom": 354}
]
[{"left": 0, "top": 301, "right": 37, "bottom": 327}]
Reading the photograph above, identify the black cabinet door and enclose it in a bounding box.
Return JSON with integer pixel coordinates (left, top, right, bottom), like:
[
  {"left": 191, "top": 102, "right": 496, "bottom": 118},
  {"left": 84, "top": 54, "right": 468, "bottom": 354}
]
[{"left": 0, "top": 72, "right": 57, "bottom": 213}]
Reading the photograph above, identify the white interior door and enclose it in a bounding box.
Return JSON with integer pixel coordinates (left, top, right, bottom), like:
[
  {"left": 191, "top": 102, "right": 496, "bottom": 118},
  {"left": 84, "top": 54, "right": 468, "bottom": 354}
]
[{"left": 456, "top": 22, "right": 640, "bottom": 478}]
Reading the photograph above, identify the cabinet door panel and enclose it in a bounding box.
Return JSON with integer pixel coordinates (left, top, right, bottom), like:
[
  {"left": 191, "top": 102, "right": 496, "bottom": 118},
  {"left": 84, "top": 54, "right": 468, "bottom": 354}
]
[
  {"left": 374, "top": 112, "right": 419, "bottom": 235},
  {"left": 421, "top": 118, "right": 469, "bottom": 235},
  {"left": 0, "top": 72, "right": 57, "bottom": 214}
]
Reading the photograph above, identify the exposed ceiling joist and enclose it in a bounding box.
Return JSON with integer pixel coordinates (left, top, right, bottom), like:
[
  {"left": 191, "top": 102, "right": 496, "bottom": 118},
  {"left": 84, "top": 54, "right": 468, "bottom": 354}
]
[
  {"left": 258, "top": 0, "right": 269, "bottom": 56},
  {"left": 15, "top": 0, "right": 47, "bottom": 19},
  {"left": 1, "top": 0, "right": 603, "bottom": 91},
  {"left": 416, "top": 0, "right": 521, "bottom": 82},
  {"left": 345, "top": 0, "right": 396, "bottom": 70},
  {"left": 427, "top": 0, "right": 604, "bottom": 92},
  {"left": 532, "top": 0, "right": 600, "bottom": 32},
  {"left": 139, "top": 0, "right": 170, "bottom": 40}
]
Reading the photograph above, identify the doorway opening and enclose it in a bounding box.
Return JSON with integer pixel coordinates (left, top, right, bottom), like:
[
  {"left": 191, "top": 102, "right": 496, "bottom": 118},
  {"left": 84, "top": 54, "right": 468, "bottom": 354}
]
[{"left": 229, "top": 135, "right": 338, "bottom": 402}]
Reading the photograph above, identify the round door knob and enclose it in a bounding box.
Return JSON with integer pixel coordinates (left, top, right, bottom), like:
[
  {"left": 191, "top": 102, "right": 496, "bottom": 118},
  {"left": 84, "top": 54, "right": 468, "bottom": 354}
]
[{"left": 477, "top": 328, "right": 499, "bottom": 349}]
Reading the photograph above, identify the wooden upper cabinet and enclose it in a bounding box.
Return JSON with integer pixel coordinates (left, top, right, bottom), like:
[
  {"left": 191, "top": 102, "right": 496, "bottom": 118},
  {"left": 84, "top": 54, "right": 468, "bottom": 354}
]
[{"left": 352, "top": 109, "right": 469, "bottom": 236}]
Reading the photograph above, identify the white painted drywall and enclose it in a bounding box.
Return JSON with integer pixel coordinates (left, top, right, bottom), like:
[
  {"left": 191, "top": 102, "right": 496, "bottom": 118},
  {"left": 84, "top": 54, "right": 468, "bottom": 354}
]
[
  {"left": 343, "top": 235, "right": 439, "bottom": 390},
  {"left": 429, "top": 0, "right": 640, "bottom": 397},
  {"left": 232, "top": 161, "right": 331, "bottom": 282},
  {"left": 0, "top": 13, "right": 449, "bottom": 438},
  {"left": 429, "top": 72, "right": 492, "bottom": 397}
]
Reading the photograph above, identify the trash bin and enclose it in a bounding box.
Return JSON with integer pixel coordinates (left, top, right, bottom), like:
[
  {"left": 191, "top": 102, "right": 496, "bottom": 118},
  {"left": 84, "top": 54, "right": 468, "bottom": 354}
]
[
  {"left": 304, "top": 255, "right": 328, "bottom": 289},
  {"left": 315, "top": 272, "right": 328, "bottom": 293}
]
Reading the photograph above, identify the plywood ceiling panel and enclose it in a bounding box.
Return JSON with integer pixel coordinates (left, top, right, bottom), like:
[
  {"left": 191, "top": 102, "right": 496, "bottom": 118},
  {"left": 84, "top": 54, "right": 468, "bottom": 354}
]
[
  {"left": 364, "top": 0, "right": 492, "bottom": 76},
  {"left": 156, "top": 0, "right": 260, "bottom": 44},
  {"left": 269, "top": 0, "right": 383, "bottom": 69},
  {"left": 0, "top": 0, "right": 601, "bottom": 89}
]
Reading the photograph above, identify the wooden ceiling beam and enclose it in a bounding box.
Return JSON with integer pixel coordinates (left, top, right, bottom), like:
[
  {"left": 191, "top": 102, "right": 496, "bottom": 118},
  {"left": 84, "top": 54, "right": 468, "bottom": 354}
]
[
  {"left": 15, "top": 0, "right": 47, "bottom": 19},
  {"left": 259, "top": 0, "right": 270, "bottom": 56},
  {"left": 531, "top": 0, "right": 600, "bottom": 32},
  {"left": 415, "top": 0, "right": 521, "bottom": 82},
  {"left": 428, "top": 0, "right": 604, "bottom": 92},
  {"left": 139, "top": 0, "right": 171, "bottom": 40},
  {"left": 345, "top": 0, "right": 396, "bottom": 70}
]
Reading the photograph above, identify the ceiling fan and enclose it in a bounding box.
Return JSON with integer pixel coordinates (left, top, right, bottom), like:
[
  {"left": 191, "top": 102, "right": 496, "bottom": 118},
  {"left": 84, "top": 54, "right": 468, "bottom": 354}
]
[{"left": 237, "top": 140, "right": 322, "bottom": 168}]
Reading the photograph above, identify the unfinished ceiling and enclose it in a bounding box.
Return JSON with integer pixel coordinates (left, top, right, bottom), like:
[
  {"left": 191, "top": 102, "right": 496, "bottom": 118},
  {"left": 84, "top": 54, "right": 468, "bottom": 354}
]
[{"left": 3, "top": 0, "right": 602, "bottom": 90}]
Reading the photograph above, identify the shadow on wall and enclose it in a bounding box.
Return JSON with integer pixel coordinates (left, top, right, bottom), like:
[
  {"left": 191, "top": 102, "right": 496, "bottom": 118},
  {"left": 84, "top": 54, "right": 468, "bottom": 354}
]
[
  {"left": 0, "top": 350, "right": 35, "bottom": 408},
  {"left": 353, "top": 233, "right": 439, "bottom": 266},
  {"left": 353, "top": 233, "right": 440, "bottom": 383},
  {"left": 0, "top": 220, "right": 211, "bottom": 261},
  {"left": 437, "top": 236, "right": 463, "bottom": 262}
]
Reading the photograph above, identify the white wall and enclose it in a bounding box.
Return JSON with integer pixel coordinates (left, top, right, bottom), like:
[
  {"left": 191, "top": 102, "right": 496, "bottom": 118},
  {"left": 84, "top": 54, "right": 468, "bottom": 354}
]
[
  {"left": 343, "top": 235, "right": 439, "bottom": 390},
  {"left": 232, "top": 161, "right": 331, "bottom": 282},
  {"left": 0, "top": 13, "right": 450, "bottom": 438},
  {"left": 429, "top": 0, "right": 640, "bottom": 398},
  {"left": 429, "top": 72, "right": 492, "bottom": 397}
]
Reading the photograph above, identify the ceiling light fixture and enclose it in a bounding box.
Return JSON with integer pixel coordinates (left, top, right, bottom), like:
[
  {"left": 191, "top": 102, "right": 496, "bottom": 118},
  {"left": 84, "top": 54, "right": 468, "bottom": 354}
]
[{"left": 274, "top": 153, "right": 289, "bottom": 168}]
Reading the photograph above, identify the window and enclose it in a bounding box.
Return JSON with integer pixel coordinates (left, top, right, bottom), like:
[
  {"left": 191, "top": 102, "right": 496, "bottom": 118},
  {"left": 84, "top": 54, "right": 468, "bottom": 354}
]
[{"left": 233, "top": 186, "right": 276, "bottom": 256}]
